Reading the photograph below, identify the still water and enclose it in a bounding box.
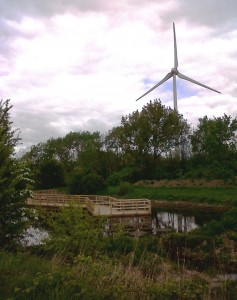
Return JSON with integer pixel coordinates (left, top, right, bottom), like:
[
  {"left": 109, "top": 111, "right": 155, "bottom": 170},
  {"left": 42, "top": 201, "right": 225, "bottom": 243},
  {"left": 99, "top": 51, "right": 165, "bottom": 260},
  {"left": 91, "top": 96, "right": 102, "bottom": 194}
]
[
  {"left": 152, "top": 209, "right": 221, "bottom": 233},
  {"left": 152, "top": 211, "right": 198, "bottom": 233},
  {"left": 22, "top": 226, "right": 48, "bottom": 246}
]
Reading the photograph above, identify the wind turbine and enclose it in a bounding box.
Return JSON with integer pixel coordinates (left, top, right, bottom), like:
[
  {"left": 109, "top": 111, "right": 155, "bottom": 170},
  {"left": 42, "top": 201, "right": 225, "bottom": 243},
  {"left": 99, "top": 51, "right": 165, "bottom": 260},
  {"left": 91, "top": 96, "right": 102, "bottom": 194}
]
[{"left": 136, "top": 22, "right": 221, "bottom": 111}]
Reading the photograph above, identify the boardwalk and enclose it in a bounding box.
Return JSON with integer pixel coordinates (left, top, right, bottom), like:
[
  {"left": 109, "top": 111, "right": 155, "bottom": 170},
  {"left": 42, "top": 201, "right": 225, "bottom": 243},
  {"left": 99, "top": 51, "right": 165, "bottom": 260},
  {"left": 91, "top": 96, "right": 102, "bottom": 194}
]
[{"left": 26, "top": 190, "right": 151, "bottom": 217}]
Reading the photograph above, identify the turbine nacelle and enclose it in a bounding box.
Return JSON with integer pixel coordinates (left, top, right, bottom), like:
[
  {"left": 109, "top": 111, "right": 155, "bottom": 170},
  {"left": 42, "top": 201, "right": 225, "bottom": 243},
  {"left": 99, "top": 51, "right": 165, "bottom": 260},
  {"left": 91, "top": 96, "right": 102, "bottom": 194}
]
[
  {"left": 171, "top": 68, "right": 179, "bottom": 75},
  {"left": 135, "top": 22, "right": 221, "bottom": 111}
]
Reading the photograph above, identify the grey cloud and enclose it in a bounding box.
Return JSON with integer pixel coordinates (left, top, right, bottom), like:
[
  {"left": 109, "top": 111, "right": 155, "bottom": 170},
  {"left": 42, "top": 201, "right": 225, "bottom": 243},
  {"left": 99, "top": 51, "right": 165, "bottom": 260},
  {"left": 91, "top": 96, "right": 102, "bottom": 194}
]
[
  {"left": 12, "top": 106, "right": 67, "bottom": 146},
  {"left": 0, "top": 18, "right": 21, "bottom": 56},
  {"left": 0, "top": 0, "right": 110, "bottom": 20},
  {"left": 11, "top": 100, "right": 122, "bottom": 147},
  {"left": 1, "top": 0, "right": 236, "bottom": 30},
  {"left": 163, "top": 0, "right": 237, "bottom": 32},
  {"left": 0, "top": 0, "right": 112, "bottom": 59}
]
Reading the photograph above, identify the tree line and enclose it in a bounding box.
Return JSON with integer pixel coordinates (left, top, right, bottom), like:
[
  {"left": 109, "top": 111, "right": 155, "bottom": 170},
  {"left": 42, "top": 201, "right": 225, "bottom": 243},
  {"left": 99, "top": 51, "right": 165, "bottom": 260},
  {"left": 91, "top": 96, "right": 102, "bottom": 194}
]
[{"left": 20, "top": 99, "right": 237, "bottom": 193}]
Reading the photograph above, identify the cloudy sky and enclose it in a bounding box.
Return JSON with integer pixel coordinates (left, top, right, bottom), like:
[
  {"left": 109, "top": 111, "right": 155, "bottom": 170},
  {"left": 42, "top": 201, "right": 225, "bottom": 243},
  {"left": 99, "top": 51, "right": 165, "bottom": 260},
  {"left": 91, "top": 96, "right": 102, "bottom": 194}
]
[{"left": 1, "top": 0, "right": 237, "bottom": 148}]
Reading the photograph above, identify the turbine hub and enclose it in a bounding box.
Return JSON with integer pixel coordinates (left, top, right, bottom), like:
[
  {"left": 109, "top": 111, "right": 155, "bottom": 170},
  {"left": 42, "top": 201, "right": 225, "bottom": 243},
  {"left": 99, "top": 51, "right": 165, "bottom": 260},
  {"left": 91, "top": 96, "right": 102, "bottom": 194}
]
[{"left": 171, "top": 67, "right": 178, "bottom": 75}]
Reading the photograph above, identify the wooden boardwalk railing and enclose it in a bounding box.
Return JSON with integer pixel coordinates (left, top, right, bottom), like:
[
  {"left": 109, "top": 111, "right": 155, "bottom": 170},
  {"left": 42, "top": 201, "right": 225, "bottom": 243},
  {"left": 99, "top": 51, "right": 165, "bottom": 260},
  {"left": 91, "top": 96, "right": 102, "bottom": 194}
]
[{"left": 27, "top": 191, "right": 151, "bottom": 217}]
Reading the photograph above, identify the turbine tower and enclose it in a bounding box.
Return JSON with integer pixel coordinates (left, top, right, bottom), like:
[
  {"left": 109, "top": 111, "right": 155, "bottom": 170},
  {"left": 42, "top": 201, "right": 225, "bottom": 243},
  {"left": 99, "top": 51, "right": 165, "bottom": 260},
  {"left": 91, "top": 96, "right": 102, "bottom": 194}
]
[{"left": 136, "top": 23, "right": 221, "bottom": 111}]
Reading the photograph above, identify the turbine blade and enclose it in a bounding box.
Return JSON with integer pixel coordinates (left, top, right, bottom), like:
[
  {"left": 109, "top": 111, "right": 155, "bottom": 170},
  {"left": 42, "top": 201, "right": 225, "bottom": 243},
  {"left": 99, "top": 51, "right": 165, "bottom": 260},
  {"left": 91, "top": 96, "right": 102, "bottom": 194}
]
[
  {"left": 177, "top": 72, "right": 221, "bottom": 94},
  {"left": 136, "top": 72, "right": 173, "bottom": 101},
  {"left": 173, "top": 22, "right": 178, "bottom": 68}
]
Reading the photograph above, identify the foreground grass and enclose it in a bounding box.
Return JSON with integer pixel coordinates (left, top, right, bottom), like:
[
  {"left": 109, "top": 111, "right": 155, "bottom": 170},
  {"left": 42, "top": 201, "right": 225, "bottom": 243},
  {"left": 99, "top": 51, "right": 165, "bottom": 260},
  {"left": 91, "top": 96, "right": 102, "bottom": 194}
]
[
  {"left": 107, "top": 186, "right": 237, "bottom": 206},
  {"left": 0, "top": 250, "right": 209, "bottom": 300}
]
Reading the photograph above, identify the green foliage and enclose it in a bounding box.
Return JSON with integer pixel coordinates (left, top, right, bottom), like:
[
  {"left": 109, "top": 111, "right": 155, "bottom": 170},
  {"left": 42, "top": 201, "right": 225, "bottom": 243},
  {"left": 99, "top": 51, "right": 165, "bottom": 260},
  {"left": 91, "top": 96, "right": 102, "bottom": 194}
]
[
  {"left": 107, "top": 171, "right": 121, "bottom": 186},
  {"left": 81, "top": 172, "right": 106, "bottom": 194},
  {"left": 106, "top": 185, "right": 237, "bottom": 207},
  {"left": 225, "top": 280, "right": 237, "bottom": 299},
  {"left": 191, "top": 114, "right": 237, "bottom": 179},
  {"left": 222, "top": 208, "right": 237, "bottom": 230},
  {"left": 38, "top": 206, "right": 107, "bottom": 261},
  {"left": 0, "top": 99, "right": 31, "bottom": 247},
  {"left": 67, "top": 167, "right": 84, "bottom": 194},
  {"left": 194, "top": 208, "right": 237, "bottom": 237},
  {"left": 68, "top": 169, "right": 106, "bottom": 194},
  {"left": 205, "top": 220, "right": 225, "bottom": 235},
  {"left": 145, "top": 278, "right": 208, "bottom": 300},
  {"left": 194, "top": 220, "right": 225, "bottom": 238},
  {"left": 3, "top": 203, "right": 237, "bottom": 300},
  {"left": 116, "top": 182, "right": 134, "bottom": 196},
  {"left": 0, "top": 249, "right": 210, "bottom": 300},
  {"left": 21, "top": 101, "right": 237, "bottom": 184},
  {"left": 107, "top": 167, "right": 141, "bottom": 185},
  {"left": 105, "top": 99, "right": 190, "bottom": 180},
  {"left": 35, "top": 158, "right": 65, "bottom": 189},
  {"left": 120, "top": 99, "right": 190, "bottom": 158},
  {"left": 106, "top": 233, "right": 135, "bottom": 254},
  {"left": 21, "top": 130, "right": 110, "bottom": 190},
  {"left": 154, "top": 157, "right": 183, "bottom": 180}
]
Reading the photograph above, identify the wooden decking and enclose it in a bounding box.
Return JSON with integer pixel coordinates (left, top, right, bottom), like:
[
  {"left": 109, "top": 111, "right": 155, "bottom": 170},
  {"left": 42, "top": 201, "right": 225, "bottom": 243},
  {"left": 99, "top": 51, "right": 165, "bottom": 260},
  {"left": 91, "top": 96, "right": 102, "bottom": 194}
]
[{"left": 26, "top": 190, "right": 151, "bottom": 217}]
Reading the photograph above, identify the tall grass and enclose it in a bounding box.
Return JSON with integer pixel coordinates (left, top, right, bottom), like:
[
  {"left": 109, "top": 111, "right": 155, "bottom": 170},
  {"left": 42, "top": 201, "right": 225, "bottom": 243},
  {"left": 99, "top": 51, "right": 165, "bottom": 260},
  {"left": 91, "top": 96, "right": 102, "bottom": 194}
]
[{"left": 0, "top": 250, "right": 209, "bottom": 300}]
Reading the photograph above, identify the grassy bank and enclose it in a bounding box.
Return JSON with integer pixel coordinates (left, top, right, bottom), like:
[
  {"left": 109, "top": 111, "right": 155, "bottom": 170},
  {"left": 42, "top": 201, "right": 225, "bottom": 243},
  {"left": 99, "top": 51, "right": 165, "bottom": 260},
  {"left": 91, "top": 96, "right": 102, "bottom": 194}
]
[{"left": 107, "top": 185, "right": 237, "bottom": 207}]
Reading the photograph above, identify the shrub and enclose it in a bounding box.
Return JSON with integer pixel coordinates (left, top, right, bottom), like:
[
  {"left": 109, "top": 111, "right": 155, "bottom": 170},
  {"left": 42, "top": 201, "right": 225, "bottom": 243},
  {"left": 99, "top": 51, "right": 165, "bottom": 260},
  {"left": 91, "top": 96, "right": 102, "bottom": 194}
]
[
  {"left": 222, "top": 208, "right": 237, "bottom": 230},
  {"left": 36, "top": 159, "right": 65, "bottom": 189},
  {"left": 38, "top": 206, "right": 107, "bottom": 261},
  {"left": 205, "top": 220, "right": 225, "bottom": 235},
  {"left": 117, "top": 182, "right": 134, "bottom": 196},
  {"left": 68, "top": 170, "right": 106, "bottom": 195},
  {"left": 107, "top": 167, "right": 141, "bottom": 186},
  {"left": 81, "top": 172, "right": 107, "bottom": 194},
  {"left": 107, "top": 172, "right": 121, "bottom": 186}
]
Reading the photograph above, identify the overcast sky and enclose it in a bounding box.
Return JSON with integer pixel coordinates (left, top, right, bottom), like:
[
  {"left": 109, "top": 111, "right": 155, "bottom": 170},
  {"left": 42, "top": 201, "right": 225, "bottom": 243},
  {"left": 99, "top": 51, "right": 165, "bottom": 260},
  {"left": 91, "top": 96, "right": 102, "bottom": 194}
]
[{"left": 1, "top": 0, "right": 237, "bottom": 148}]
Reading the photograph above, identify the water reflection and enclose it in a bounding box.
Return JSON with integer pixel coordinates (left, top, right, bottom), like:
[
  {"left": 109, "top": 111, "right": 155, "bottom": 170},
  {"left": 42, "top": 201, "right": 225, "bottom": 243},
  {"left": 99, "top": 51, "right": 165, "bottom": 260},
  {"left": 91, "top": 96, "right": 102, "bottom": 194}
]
[
  {"left": 22, "top": 226, "right": 49, "bottom": 246},
  {"left": 151, "top": 209, "right": 222, "bottom": 234},
  {"left": 109, "top": 211, "right": 200, "bottom": 235},
  {"left": 152, "top": 211, "right": 198, "bottom": 233}
]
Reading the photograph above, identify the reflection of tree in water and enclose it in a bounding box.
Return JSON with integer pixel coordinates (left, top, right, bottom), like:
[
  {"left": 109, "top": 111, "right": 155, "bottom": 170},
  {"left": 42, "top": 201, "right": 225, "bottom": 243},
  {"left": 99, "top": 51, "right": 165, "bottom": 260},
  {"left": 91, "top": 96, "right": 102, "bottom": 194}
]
[{"left": 153, "top": 212, "right": 198, "bottom": 232}]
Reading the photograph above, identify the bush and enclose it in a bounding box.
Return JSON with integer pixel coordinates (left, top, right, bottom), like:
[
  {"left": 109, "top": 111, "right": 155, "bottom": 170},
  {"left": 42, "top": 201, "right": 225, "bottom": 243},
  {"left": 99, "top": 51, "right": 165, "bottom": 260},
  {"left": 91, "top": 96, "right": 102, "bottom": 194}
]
[
  {"left": 107, "top": 172, "right": 121, "bottom": 186},
  {"left": 81, "top": 172, "right": 107, "bottom": 194},
  {"left": 117, "top": 182, "right": 134, "bottom": 196},
  {"left": 36, "top": 159, "right": 65, "bottom": 189},
  {"left": 222, "top": 208, "right": 237, "bottom": 230},
  {"left": 107, "top": 167, "right": 141, "bottom": 186},
  {"left": 106, "top": 234, "right": 135, "bottom": 254},
  {"left": 68, "top": 170, "right": 106, "bottom": 195},
  {"left": 38, "top": 206, "right": 107, "bottom": 261},
  {"left": 205, "top": 220, "right": 225, "bottom": 235}
]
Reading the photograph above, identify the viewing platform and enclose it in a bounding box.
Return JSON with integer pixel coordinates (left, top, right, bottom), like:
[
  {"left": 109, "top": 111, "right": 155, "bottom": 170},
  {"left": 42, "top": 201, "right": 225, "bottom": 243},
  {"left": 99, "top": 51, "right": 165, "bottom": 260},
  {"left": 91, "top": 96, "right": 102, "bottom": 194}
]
[{"left": 26, "top": 190, "right": 151, "bottom": 217}]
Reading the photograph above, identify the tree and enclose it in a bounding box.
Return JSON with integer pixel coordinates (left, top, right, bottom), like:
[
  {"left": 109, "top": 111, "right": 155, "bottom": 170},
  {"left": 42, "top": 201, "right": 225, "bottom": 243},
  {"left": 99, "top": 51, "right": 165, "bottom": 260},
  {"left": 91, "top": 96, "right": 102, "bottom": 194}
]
[
  {"left": 105, "top": 99, "right": 190, "bottom": 179},
  {"left": 22, "top": 131, "right": 106, "bottom": 184},
  {"left": 191, "top": 114, "right": 237, "bottom": 178},
  {"left": 0, "top": 99, "right": 31, "bottom": 246}
]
